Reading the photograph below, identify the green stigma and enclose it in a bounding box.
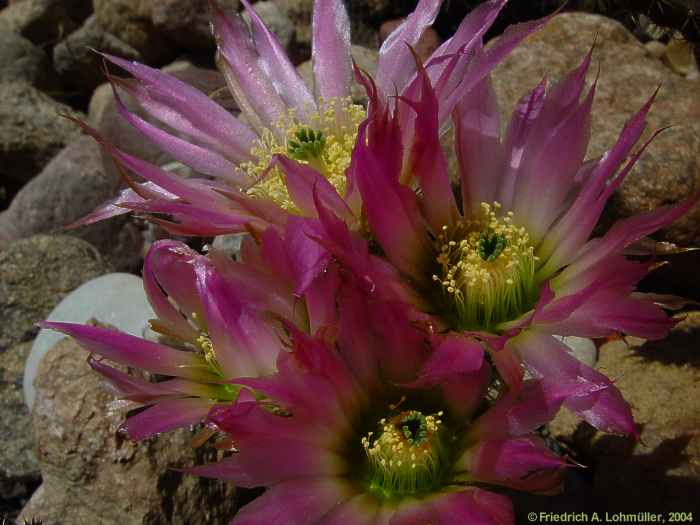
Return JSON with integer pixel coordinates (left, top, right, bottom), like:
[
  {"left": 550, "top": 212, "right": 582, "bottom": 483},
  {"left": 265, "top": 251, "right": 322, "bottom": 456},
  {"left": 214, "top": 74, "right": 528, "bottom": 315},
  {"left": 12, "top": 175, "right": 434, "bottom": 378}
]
[
  {"left": 287, "top": 127, "right": 326, "bottom": 161},
  {"left": 477, "top": 231, "right": 507, "bottom": 262},
  {"left": 361, "top": 409, "right": 446, "bottom": 498}
]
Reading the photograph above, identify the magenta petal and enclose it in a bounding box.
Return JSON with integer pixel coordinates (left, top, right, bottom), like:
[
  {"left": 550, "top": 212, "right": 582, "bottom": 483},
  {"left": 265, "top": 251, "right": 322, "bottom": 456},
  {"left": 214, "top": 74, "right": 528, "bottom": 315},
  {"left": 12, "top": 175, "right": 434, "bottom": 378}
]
[
  {"left": 432, "top": 489, "right": 514, "bottom": 525},
  {"left": 89, "top": 358, "right": 214, "bottom": 403},
  {"left": 322, "top": 494, "right": 379, "bottom": 525},
  {"left": 376, "top": 0, "right": 442, "bottom": 96},
  {"left": 231, "top": 478, "right": 351, "bottom": 525},
  {"left": 472, "top": 378, "right": 592, "bottom": 440},
  {"left": 400, "top": 61, "right": 459, "bottom": 232},
  {"left": 312, "top": 0, "right": 352, "bottom": 100},
  {"left": 240, "top": 0, "right": 315, "bottom": 117},
  {"left": 513, "top": 330, "right": 637, "bottom": 435},
  {"left": 142, "top": 241, "right": 200, "bottom": 342},
  {"left": 409, "top": 335, "right": 484, "bottom": 386},
  {"left": 121, "top": 397, "right": 212, "bottom": 440},
  {"left": 352, "top": 126, "right": 432, "bottom": 280},
  {"left": 40, "top": 322, "right": 211, "bottom": 380},
  {"left": 460, "top": 436, "right": 566, "bottom": 493}
]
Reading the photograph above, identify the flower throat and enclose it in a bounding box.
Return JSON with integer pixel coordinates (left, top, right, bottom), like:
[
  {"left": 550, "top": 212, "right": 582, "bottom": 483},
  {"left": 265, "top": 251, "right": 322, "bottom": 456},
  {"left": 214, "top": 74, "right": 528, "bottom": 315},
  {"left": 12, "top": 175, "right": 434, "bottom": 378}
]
[{"left": 433, "top": 202, "right": 538, "bottom": 331}]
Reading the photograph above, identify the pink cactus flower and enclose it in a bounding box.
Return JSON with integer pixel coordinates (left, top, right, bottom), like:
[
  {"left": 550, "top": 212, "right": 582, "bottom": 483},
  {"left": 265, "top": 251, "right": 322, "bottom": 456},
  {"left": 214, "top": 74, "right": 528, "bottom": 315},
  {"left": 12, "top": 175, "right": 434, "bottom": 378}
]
[
  {"left": 41, "top": 226, "right": 341, "bottom": 440},
  {"left": 190, "top": 283, "right": 582, "bottom": 524},
  {"left": 311, "top": 48, "right": 699, "bottom": 437},
  {"left": 76, "top": 0, "right": 548, "bottom": 237}
]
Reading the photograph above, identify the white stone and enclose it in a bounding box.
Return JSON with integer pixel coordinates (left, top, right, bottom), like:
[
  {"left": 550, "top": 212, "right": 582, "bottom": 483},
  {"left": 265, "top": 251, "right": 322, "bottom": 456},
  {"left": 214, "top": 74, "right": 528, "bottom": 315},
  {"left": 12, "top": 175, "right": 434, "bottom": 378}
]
[{"left": 23, "top": 273, "right": 155, "bottom": 409}]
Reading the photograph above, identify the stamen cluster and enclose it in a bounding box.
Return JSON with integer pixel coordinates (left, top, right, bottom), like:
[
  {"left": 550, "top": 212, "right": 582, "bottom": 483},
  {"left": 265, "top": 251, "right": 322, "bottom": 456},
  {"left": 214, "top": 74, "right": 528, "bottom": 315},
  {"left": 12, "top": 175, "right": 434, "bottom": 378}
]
[
  {"left": 243, "top": 97, "right": 365, "bottom": 211},
  {"left": 362, "top": 409, "right": 445, "bottom": 498},
  {"left": 433, "top": 202, "right": 538, "bottom": 329}
]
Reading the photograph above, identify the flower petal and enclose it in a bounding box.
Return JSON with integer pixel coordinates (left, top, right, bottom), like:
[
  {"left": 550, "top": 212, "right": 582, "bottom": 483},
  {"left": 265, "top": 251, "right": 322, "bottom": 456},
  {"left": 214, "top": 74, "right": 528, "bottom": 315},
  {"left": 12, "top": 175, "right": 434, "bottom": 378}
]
[
  {"left": 312, "top": 0, "right": 352, "bottom": 100},
  {"left": 120, "top": 397, "right": 212, "bottom": 440}
]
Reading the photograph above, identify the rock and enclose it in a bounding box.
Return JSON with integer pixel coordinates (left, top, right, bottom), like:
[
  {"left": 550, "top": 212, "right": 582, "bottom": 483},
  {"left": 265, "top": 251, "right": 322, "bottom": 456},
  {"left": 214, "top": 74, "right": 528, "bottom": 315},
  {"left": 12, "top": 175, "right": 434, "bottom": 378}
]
[
  {"left": 0, "top": 0, "right": 91, "bottom": 44},
  {"left": 23, "top": 272, "right": 155, "bottom": 409},
  {"left": 548, "top": 312, "right": 700, "bottom": 512},
  {"left": 0, "top": 341, "right": 40, "bottom": 520},
  {"left": 0, "top": 136, "right": 142, "bottom": 271},
  {"left": 93, "top": 0, "right": 174, "bottom": 64},
  {"left": 0, "top": 235, "right": 111, "bottom": 352},
  {"left": 0, "top": 82, "right": 84, "bottom": 186},
  {"left": 276, "top": 0, "right": 313, "bottom": 61},
  {"left": 379, "top": 18, "right": 441, "bottom": 62},
  {"left": 491, "top": 12, "right": 700, "bottom": 245},
  {"left": 53, "top": 15, "right": 142, "bottom": 94},
  {"left": 19, "top": 336, "right": 237, "bottom": 524},
  {"left": 0, "top": 28, "right": 51, "bottom": 88},
  {"left": 211, "top": 233, "right": 245, "bottom": 260},
  {"left": 297, "top": 44, "right": 378, "bottom": 104},
  {"left": 151, "top": 0, "right": 239, "bottom": 51},
  {"left": 241, "top": 1, "right": 293, "bottom": 53}
]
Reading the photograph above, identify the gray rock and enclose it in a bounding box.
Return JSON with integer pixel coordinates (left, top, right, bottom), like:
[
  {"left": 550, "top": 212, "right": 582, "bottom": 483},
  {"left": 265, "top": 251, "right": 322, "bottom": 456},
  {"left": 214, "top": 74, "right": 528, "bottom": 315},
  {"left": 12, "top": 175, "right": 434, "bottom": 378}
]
[
  {"left": 241, "top": 1, "right": 293, "bottom": 53},
  {"left": 211, "top": 233, "right": 245, "bottom": 260},
  {"left": 0, "top": 0, "right": 91, "bottom": 44},
  {"left": 0, "top": 82, "right": 84, "bottom": 185},
  {"left": 19, "top": 336, "right": 237, "bottom": 525},
  {"left": 0, "top": 234, "right": 111, "bottom": 352},
  {"left": 93, "top": 0, "right": 175, "bottom": 64},
  {"left": 23, "top": 272, "right": 155, "bottom": 409},
  {"left": 0, "top": 28, "right": 51, "bottom": 87},
  {"left": 0, "top": 136, "right": 142, "bottom": 271},
  {"left": 53, "top": 15, "right": 142, "bottom": 94},
  {"left": 491, "top": 12, "right": 700, "bottom": 246},
  {"left": 0, "top": 341, "right": 40, "bottom": 512},
  {"left": 151, "top": 0, "right": 239, "bottom": 51}
]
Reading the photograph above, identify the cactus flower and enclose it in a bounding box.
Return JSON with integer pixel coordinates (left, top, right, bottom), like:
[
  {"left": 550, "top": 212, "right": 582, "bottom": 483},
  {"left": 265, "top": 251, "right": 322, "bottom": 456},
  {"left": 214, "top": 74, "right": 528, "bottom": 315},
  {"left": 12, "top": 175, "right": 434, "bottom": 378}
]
[
  {"left": 76, "top": 0, "right": 547, "bottom": 237},
  {"left": 41, "top": 224, "right": 341, "bottom": 440},
  {"left": 313, "top": 49, "right": 699, "bottom": 437},
  {"left": 190, "top": 284, "right": 581, "bottom": 524}
]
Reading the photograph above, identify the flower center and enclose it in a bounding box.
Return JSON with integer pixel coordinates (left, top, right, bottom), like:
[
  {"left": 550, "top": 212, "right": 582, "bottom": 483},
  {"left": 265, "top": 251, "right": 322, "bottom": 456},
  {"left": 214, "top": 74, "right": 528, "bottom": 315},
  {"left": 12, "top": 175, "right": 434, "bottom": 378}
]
[
  {"left": 362, "top": 409, "right": 446, "bottom": 498},
  {"left": 433, "top": 202, "right": 538, "bottom": 330},
  {"left": 243, "top": 97, "right": 365, "bottom": 212}
]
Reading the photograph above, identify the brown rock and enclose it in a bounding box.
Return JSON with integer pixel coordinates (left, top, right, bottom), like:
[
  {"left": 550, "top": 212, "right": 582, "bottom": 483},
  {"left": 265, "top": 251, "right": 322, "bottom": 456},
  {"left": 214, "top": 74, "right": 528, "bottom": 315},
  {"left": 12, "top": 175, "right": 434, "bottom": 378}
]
[
  {"left": 491, "top": 12, "right": 700, "bottom": 245},
  {"left": 0, "top": 341, "right": 40, "bottom": 520},
  {"left": 93, "top": 0, "right": 175, "bottom": 64},
  {"left": 0, "top": 0, "right": 90, "bottom": 43},
  {"left": 548, "top": 312, "right": 700, "bottom": 513},
  {"left": 0, "top": 235, "right": 111, "bottom": 351},
  {"left": 0, "top": 82, "right": 84, "bottom": 185},
  {"left": 19, "top": 336, "right": 237, "bottom": 524},
  {"left": 151, "top": 0, "right": 239, "bottom": 51},
  {"left": 0, "top": 136, "right": 143, "bottom": 271}
]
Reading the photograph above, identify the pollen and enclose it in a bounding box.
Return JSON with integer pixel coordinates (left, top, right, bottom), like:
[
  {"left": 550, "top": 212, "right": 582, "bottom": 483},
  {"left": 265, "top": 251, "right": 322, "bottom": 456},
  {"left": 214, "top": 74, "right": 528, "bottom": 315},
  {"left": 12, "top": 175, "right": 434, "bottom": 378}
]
[
  {"left": 433, "top": 202, "right": 537, "bottom": 330},
  {"left": 242, "top": 97, "right": 365, "bottom": 212},
  {"left": 363, "top": 409, "right": 446, "bottom": 497}
]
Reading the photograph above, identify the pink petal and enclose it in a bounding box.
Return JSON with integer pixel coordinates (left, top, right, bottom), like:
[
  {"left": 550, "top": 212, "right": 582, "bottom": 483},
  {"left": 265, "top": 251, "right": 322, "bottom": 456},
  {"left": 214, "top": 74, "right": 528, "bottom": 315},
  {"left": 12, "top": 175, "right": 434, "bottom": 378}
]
[
  {"left": 432, "top": 489, "right": 514, "bottom": 525},
  {"left": 455, "top": 75, "right": 503, "bottom": 213},
  {"left": 102, "top": 53, "right": 256, "bottom": 161},
  {"left": 407, "top": 335, "right": 484, "bottom": 386},
  {"left": 312, "top": 0, "right": 352, "bottom": 100},
  {"left": 240, "top": 0, "right": 315, "bottom": 118},
  {"left": 120, "top": 397, "right": 212, "bottom": 440},
  {"left": 512, "top": 330, "right": 637, "bottom": 435},
  {"left": 210, "top": 1, "right": 287, "bottom": 133},
  {"left": 459, "top": 436, "right": 566, "bottom": 493},
  {"left": 376, "top": 0, "right": 442, "bottom": 96},
  {"left": 231, "top": 478, "right": 352, "bottom": 525},
  {"left": 40, "top": 322, "right": 211, "bottom": 380}
]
